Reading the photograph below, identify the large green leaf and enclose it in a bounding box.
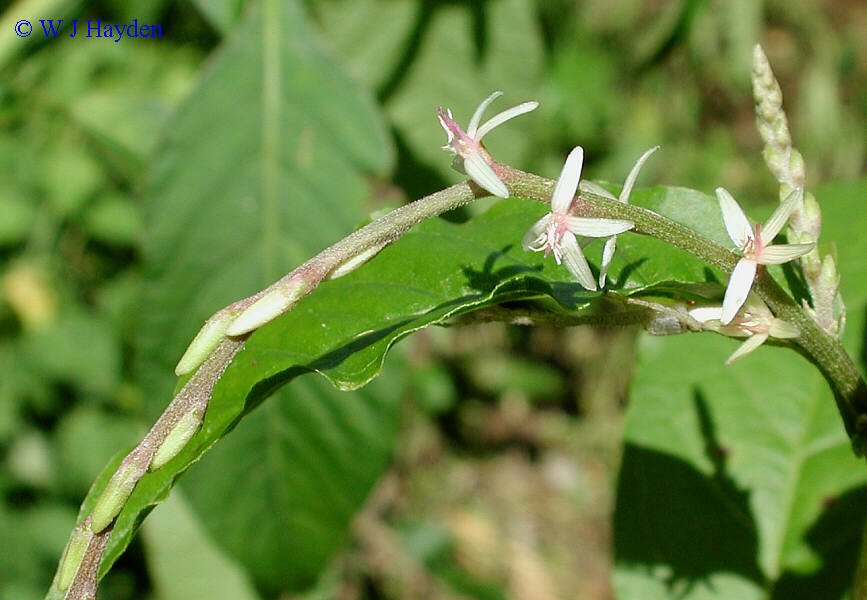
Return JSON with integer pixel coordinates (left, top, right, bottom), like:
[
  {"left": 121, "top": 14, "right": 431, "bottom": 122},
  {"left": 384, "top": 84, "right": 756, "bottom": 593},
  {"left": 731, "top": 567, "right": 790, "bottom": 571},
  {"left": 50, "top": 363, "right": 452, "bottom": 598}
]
[{"left": 614, "top": 177, "right": 867, "bottom": 599}]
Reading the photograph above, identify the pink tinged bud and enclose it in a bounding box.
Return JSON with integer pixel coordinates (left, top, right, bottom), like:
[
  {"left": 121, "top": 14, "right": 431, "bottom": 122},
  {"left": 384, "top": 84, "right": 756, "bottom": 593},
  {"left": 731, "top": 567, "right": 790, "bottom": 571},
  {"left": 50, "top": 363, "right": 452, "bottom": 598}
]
[
  {"left": 149, "top": 409, "right": 204, "bottom": 471},
  {"left": 436, "top": 92, "right": 539, "bottom": 199},
  {"left": 226, "top": 277, "right": 311, "bottom": 336},
  {"left": 174, "top": 307, "right": 238, "bottom": 375},
  {"left": 90, "top": 461, "right": 142, "bottom": 532},
  {"left": 57, "top": 523, "right": 93, "bottom": 591}
]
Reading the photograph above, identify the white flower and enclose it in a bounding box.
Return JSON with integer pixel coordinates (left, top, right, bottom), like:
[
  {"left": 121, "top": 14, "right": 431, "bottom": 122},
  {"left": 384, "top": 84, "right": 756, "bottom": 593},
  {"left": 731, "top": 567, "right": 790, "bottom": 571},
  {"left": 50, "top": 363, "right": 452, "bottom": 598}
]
[
  {"left": 717, "top": 187, "right": 814, "bottom": 324},
  {"left": 582, "top": 146, "right": 659, "bottom": 288},
  {"left": 437, "top": 91, "right": 538, "bottom": 198},
  {"left": 522, "top": 147, "right": 635, "bottom": 290},
  {"left": 689, "top": 294, "right": 799, "bottom": 365}
]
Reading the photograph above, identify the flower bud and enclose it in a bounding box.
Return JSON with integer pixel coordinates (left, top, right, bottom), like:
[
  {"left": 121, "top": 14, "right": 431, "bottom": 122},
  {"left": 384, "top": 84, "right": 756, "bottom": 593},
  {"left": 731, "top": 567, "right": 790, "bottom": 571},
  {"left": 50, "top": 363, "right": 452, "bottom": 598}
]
[
  {"left": 326, "top": 242, "right": 387, "bottom": 280},
  {"left": 90, "top": 461, "right": 143, "bottom": 532},
  {"left": 150, "top": 409, "right": 204, "bottom": 471},
  {"left": 226, "top": 277, "right": 311, "bottom": 336},
  {"left": 57, "top": 523, "right": 93, "bottom": 591},
  {"left": 175, "top": 308, "right": 237, "bottom": 375}
]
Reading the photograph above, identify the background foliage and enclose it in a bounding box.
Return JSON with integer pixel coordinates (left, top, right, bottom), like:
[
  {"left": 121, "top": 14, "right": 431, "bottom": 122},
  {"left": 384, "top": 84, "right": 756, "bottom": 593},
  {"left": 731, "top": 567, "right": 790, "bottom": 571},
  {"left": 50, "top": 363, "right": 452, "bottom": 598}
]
[{"left": 0, "top": 0, "right": 865, "bottom": 599}]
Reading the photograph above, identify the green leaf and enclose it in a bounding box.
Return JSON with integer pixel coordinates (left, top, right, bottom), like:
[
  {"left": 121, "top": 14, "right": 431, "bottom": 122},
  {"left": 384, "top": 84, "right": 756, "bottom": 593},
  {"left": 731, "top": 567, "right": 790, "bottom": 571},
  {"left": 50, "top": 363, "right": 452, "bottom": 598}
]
[
  {"left": 192, "top": 0, "right": 246, "bottom": 33},
  {"left": 141, "top": 491, "right": 261, "bottom": 600},
  {"left": 181, "top": 369, "right": 402, "bottom": 592},
  {"left": 0, "top": 187, "right": 36, "bottom": 245},
  {"left": 614, "top": 177, "right": 867, "bottom": 599}
]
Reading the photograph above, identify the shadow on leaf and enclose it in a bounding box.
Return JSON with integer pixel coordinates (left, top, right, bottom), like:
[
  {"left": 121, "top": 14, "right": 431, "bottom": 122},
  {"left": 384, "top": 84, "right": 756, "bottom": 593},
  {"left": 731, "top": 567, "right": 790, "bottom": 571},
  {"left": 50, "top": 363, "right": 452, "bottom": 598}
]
[
  {"left": 615, "top": 391, "right": 764, "bottom": 595},
  {"left": 771, "top": 484, "right": 867, "bottom": 599}
]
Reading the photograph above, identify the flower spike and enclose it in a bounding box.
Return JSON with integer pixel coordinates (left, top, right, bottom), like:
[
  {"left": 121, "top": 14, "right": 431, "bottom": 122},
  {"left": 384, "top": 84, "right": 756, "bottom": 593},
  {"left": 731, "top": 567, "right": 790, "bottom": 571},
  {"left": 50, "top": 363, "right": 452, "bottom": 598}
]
[
  {"left": 437, "top": 91, "right": 539, "bottom": 198},
  {"left": 598, "top": 146, "right": 659, "bottom": 287},
  {"left": 717, "top": 187, "right": 814, "bottom": 324},
  {"left": 522, "top": 147, "right": 634, "bottom": 290}
]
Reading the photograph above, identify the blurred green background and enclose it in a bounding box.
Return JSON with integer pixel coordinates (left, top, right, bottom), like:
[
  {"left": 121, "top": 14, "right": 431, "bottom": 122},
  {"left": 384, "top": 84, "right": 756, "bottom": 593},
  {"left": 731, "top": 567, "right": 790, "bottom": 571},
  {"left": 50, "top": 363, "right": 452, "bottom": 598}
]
[{"left": 0, "top": 0, "right": 865, "bottom": 599}]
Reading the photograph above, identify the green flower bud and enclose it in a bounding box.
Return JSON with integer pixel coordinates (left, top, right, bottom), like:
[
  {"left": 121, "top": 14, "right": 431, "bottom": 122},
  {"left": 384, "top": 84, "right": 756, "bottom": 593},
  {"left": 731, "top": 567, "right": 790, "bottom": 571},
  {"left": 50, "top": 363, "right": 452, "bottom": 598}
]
[
  {"left": 149, "top": 409, "right": 203, "bottom": 471},
  {"left": 226, "top": 277, "right": 311, "bottom": 336},
  {"left": 90, "top": 461, "right": 141, "bottom": 532},
  {"left": 175, "top": 308, "right": 237, "bottom": 375},
  {"left": 57, "top": 524, "right": 93, "bottom": 591}
]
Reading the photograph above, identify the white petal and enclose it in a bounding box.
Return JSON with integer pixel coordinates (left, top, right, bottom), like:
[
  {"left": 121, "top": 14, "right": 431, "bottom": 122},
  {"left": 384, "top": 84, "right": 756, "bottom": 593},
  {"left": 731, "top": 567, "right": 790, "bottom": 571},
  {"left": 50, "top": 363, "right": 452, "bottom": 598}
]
[
  {"left": 559, "top": 232, "right": 597, "bottom": 290},
  {"left": 741, "top": 293, "right": 772, "bottom": 318},
  {"left": 551, "top": 147, "right": 584, "bottom": 213},
  {"left": 619, "top": 146, "right": 659, "bottom": 204},
  {"left": 475, "top": 101, "right": 540, "bottom": 141},
  {"left": 721, "top": 259, "right": 757, "bottom": 324},
  {"left": 725, "top": 333, "right": 768, "bottom": 365},
  {"left": 761, "top": 187, "right": 802, "bottom": 245},
  {"left": 522, "top": 214, "right": 551, "bottom": 251},
  {"left": 598, "top": 236, "right": 617, "bottom": 287},
  {"left": 757, "top": 243, "right": 814, "bottom": 265},
  {"left": 688, "top": 306, "right": 724, "bottom": 323},
  {"left": 716, "top": 187, "right": 753, "bottom": 248},
  {"left": 579, "top": 180, "right": 617, "bottom": 200},
  {"left": 462, "top": 151, "right": 509, "bottom": 198},
  {"left": 565, "top": 217, "right": 633, "bottom": 237},
  {"left": 466, "top": 91, "right": 503, "bottom": 138},
  {"left": 768, "top": 318, "right": 799, "bottom": 339}
]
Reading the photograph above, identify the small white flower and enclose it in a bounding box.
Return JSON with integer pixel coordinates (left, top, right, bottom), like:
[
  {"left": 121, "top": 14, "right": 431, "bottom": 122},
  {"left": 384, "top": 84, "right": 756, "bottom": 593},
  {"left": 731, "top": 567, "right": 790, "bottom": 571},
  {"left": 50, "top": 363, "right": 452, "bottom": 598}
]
[
  {"left": 522, "top": 147, "right": 635, "bottom": 290},
  {"left": 689, "top": 294, "right": 799, "bottom": 365},
  {"left": 717, "top": 187, "right": 814, "bottom": 324},
  {"left": 437, "top": 91, "right": 538, "bottom": 198},
  {"left": 585, "top": 146, "right": 659, "bottom": 288}
]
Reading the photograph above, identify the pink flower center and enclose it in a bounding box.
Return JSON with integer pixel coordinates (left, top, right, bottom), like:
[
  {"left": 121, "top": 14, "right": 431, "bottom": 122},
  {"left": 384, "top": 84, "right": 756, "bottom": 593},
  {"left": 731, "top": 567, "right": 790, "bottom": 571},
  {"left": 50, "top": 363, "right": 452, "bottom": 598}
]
[
  {"left": 742, "top": 223, "right": 764, "bottom": 259},
  {"left": 543, "top": 213, "right": 570, "bottom": 263}
]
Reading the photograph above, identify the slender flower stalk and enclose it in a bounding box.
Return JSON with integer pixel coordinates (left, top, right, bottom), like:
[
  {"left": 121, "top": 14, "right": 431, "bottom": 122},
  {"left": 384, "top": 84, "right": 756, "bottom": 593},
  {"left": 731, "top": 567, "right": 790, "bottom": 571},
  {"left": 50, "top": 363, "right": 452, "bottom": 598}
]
[
  {"left": 717, "top": 186, "right": 813, "bottom": 324},
  {"left": 689, "top": 294, "right": 799, "bottom": 365},
  {"left": 522, "top": 147, "right": 635, "bottom": 290},
  {"left": 437, "top": 91, "right": 538, "bottom": 198}
]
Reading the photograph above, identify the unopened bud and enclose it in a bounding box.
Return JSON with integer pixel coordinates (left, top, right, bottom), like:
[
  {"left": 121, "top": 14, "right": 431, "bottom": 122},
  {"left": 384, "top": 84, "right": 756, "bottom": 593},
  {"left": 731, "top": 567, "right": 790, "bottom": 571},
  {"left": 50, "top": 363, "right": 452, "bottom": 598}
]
[
  {"left": 90, "top": 461, "right": 142, "bottom": 532},
  {"left": 802, "top": 192, "right": 821, "bottom": 240},
  {"left": 326, "top": 242, "right": 387, "bottom": 280},
  {"left": 150, "top": 409, "right": 204, "bottom": 471},
  {"left": 789, "top": 150, "right": 806, "bottom": 188},
  {"left": 57, "top": 523, "right": 93, "bottom": 591},
  {"left": 820, "top": 253, "right": 839, "bottom": 290},
  {"left": 226, "top": 277, "right": 311, "bottom": 336},
  {"left": 175, "top": 308, "right": 237, "bottom": 375}
]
